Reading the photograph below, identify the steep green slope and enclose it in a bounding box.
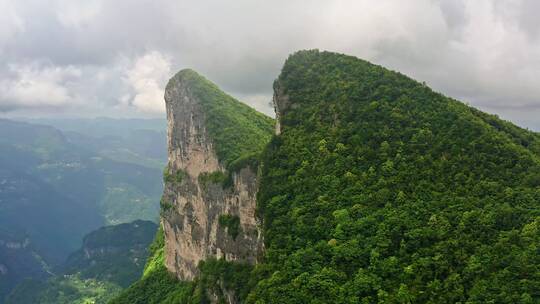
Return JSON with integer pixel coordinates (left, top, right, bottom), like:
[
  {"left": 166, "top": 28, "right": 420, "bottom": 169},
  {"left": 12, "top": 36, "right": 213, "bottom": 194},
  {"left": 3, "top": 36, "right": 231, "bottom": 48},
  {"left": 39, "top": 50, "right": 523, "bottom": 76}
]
[
  {"left": 169, "top": 69, "right": 274, "bottom": 169},
  {"left": 111, "top": 226, "right": 257, "bottom": 304},
  {"left": 6, "top": 221, "right": 157, "bottom": 304},
  {"left": 108, "top": 227, "right": 195, "bottom": 304},
  {"left": 251, "top": 50, "right": 540, "bottom": 303},
  {"left": 111, "top": 51, "right": 539, "bottom": 304}
]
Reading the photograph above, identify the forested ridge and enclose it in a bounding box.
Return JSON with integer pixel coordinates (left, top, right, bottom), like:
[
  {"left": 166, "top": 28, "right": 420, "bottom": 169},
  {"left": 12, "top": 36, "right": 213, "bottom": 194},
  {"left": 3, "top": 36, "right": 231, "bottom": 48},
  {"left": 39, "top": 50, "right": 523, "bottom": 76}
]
[
  {"left": 251, "top": 50, "right": 539, "bottom": 303},
  {"left": 111, "top": 50, "right": 540, "bottom": 304}
]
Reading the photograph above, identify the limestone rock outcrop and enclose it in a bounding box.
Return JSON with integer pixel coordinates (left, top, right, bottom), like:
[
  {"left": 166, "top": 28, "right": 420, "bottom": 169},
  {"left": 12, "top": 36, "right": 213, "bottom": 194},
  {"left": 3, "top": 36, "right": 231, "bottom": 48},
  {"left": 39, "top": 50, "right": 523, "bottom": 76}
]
[{"left": 161, "top": 70, "right": 264, "bottom": 280}]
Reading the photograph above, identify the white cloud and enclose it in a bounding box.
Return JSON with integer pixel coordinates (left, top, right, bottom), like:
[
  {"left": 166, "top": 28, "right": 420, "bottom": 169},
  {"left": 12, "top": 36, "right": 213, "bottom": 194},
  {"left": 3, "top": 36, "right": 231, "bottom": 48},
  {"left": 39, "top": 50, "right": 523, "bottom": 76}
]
[
  {"left": 0, "top": 0, "right": 25, "bottom": 52},
  {"left": 0, "top": 63, "right": 81, "bottom": 111},
  {"left": 124, "top": 51, "right": 171, "bottom": 114},
  {"left": 56, "top": 0, "right": 102, "bottom": 29},
  {"left": 0, "top": 0, "right": 539, "bottom": 129},
  {"left": 235, "top": 93, "right": 274, "bottom": 116}
]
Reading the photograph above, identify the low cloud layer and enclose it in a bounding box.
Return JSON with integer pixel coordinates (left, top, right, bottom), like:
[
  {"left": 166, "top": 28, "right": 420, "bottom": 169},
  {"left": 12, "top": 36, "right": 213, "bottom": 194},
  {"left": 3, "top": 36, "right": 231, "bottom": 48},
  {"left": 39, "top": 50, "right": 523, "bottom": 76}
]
[
  {"left": 124, "top": 51, "right": 171, "bottom": 114},
  {"left": 0, "top": 63, "right": 80, "bottom": 111},
  {"left": 0, "top": 0, "right": 538, "bottom": 129}
]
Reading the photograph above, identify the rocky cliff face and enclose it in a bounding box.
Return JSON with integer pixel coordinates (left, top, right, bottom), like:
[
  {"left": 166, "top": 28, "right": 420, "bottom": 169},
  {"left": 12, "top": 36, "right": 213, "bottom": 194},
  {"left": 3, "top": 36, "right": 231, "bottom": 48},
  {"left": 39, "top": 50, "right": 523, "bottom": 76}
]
[
  {"left": 161, "top": 71, "right": 264, "bottom": 281},
  {"left": 272, "top": 79, "right": 288, "bottom": 135}
]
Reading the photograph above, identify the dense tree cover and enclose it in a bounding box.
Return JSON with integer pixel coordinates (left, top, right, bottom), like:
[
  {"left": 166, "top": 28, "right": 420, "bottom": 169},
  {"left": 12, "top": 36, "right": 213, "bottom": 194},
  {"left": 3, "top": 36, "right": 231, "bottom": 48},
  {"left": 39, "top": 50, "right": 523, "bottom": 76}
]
[
  {"left": 112, "top": 50, "right": 539, "bottom": 303},
  {"left": 170, "top": 69, "right": 274, "bottom": 169},
  {"left": 251, "top": 50, "right": 540, "bottom": 303}
]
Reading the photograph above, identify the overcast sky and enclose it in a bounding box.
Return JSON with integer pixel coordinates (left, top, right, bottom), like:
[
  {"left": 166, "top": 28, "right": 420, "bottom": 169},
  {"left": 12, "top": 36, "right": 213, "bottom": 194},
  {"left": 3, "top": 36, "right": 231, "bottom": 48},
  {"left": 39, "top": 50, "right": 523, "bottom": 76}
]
[{"left": 0, "top": 0, "right": 539, "bottom": 130}]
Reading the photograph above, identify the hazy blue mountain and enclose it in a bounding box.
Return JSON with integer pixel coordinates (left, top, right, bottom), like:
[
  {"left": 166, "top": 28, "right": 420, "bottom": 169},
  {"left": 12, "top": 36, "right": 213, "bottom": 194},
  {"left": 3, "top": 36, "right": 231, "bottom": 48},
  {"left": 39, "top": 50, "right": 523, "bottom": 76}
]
[
  {"left": 0, "top": 118, "right": 166, "bottom": 302},
  {"left": 0, "top": 124, "right": 101, "bottom": 300},
  {"left": 24, "top": 118, "right": 167, "bottom": 170},
  {"left": 24, "top": 117, "right": 166, "bottom": 139}
]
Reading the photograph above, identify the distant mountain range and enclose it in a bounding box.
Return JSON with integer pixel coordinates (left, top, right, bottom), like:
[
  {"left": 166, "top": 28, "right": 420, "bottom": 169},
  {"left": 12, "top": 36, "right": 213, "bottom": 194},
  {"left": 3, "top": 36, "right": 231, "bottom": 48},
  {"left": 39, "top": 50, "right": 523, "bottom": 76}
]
[{"left": 0, "top": 118, "right": 167, "bottom": 301}]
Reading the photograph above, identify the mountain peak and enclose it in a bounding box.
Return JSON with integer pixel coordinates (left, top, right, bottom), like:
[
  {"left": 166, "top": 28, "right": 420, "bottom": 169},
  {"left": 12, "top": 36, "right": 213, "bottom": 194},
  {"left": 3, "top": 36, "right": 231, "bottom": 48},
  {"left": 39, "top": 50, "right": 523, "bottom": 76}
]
[
  {"left": 160, "top": 69, "right": 271, "bottom": 282},
  {"left": 165, "top": 68, "right": 273, "bottom": 168},
  {"left": 114, "top": 51, "right": 540, "bottom": 304}
]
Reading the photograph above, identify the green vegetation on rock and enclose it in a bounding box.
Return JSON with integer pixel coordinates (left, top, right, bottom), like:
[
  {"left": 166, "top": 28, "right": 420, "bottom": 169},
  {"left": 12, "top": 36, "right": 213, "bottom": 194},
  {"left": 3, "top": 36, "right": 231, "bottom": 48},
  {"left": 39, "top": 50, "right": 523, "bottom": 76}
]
[
  {"left": 164, "top": 168, "right": 186, "bottom": 185},
  {"left": 198, "top": 171, "right": 228, "bottom": 189},
  {"left": 110, "top": 226, "right": 195, "bottom": 304},
  {"left": 142, "top": 225, "right": 166, "bottom": 278},
  {"left": 110, "top": 69, "right": 274, "bottom": 304},
  {"left": 218, "top": 214, "right": 241, "bottom": 240},
  {"left": 112, "top": 50, "right": 540, "bottom": 304},
  {"left": 170, "top": 69, "right": 274, "bottom": 169},
  {"left": 159, "top": 199, "right": 174, "bottom": 215},
  {"left": 111, "top": 226, "right": 254, "bottom": 304}
]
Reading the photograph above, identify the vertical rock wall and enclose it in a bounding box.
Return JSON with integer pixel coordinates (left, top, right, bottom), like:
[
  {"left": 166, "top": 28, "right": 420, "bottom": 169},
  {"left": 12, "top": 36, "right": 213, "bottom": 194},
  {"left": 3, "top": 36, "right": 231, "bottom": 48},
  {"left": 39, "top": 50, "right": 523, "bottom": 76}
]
[{"left": 161, "top": 72, "right": 263, "bottom": 280}]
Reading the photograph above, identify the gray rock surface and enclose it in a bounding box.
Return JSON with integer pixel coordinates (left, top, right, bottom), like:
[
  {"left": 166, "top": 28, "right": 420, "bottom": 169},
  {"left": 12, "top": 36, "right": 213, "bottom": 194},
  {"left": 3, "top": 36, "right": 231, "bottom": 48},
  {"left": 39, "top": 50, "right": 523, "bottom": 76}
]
[{"left": 162, "top": 71, "right": 263, "bottom": 281}]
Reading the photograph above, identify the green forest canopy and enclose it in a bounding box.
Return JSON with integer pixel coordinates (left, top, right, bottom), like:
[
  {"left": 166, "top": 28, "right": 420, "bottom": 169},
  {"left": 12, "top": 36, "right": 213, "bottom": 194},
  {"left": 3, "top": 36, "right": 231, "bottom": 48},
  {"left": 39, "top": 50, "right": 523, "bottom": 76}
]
[{"left": 112, "top": 50, "right": 540, "bottom": 304}]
